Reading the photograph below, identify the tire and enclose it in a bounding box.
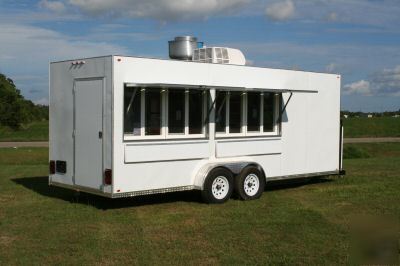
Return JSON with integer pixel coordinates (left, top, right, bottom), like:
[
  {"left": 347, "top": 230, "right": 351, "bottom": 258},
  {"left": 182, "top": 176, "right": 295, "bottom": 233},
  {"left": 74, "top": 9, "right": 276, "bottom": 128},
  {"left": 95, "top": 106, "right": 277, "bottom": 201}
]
[
  {"left": 201, "top": 168, "right": 234, "bottom": 204},
  {"left": 235, "top": 166, "right": 265, "bottom": 200}
]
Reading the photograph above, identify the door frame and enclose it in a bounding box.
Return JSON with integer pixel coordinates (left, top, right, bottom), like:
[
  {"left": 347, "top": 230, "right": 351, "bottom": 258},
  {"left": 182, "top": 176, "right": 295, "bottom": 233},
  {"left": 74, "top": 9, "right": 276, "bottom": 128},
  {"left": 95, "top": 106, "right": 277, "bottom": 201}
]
[{"left": 72, "top": 77, "right": 106, "bottom": 187}]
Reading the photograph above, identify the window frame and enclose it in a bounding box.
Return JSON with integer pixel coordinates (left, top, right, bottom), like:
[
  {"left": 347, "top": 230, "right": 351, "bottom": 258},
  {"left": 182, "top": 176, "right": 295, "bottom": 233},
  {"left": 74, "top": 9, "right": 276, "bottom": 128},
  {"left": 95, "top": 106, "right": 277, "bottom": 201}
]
[
  {"left": 216, "top": 91, "right": 246, "bottom": 137},
  {"left": 166, "top": 88, "right": 207, "bottom": 139},
  {"left": 216, "top": 90, "right": 280, "bottom": 138},
  {"left": 123, "top": 85, "right": 207, "bottom": 141}
]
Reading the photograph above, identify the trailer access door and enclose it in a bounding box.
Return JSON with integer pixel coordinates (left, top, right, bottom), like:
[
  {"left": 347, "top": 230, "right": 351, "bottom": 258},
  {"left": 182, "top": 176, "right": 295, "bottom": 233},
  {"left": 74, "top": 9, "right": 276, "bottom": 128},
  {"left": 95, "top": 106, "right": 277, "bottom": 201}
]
[{"left": 73, "top": 78, "right": 104, "bottom": 189}]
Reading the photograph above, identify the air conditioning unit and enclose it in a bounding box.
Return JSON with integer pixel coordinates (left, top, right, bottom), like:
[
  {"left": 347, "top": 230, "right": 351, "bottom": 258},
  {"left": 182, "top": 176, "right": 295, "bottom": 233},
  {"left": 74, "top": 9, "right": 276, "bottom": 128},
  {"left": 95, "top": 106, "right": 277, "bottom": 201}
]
[{"left": 192, "top": 47, "right": 246, "bottom": 66}]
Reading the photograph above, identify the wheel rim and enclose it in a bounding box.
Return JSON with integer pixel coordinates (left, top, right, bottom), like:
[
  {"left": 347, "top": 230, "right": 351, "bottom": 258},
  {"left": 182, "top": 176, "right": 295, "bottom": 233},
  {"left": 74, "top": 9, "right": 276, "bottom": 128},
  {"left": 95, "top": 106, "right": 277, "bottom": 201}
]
[
  {"left": 211, "top": 176, "right": 229, "bottom": 200},
  {"left": 243, "top": 174, "right": 260, "bottom": 197}
]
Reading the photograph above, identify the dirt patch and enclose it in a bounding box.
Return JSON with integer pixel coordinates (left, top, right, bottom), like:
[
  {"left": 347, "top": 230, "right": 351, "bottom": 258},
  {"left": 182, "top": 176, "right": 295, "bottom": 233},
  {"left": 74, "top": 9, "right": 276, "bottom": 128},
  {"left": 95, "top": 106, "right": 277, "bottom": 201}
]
[
  {"left": 0, "top": 235, "right": 17, "bottom": 247},
  {"left": 0, "top": 194, "right": 16, "bottom": 203}
]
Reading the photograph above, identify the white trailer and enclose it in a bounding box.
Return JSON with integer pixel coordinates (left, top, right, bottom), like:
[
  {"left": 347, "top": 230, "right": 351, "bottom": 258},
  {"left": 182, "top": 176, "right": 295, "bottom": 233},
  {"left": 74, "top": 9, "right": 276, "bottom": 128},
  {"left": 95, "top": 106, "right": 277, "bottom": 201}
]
[{"left": 49, "top": 55, "right": 344, "bottom": 203}]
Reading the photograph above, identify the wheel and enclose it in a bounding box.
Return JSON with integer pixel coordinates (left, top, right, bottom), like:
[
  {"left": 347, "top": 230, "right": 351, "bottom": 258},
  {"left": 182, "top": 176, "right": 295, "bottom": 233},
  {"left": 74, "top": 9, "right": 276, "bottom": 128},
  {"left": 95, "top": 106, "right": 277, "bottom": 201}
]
[
  {"left": 235, "top": 166, "right": 265, "bottom": 200},
  {"left": 202, "top": 168, "right": 234, "bottom": 204}
]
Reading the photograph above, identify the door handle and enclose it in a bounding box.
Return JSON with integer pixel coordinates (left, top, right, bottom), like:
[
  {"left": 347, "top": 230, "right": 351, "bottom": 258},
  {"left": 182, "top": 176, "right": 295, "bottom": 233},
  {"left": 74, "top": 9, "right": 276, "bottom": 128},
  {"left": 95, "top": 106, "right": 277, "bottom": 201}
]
[{"left": 98, "top": 131, "right": 103, "bottom": 139}]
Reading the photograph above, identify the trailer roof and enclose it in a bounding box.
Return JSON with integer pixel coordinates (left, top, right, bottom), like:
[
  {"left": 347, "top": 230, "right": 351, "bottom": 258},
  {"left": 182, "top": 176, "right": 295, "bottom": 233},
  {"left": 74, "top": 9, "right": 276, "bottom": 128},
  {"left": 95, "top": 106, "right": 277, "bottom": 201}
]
[{"left": 50, "top": 54, "right": 341, "bottom": 77}]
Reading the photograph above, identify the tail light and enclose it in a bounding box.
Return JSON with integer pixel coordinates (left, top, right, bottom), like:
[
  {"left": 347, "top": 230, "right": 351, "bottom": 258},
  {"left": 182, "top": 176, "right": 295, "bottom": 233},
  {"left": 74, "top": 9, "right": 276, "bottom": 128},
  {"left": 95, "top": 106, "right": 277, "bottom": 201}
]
[
  {"left": 104, "top": 169, "right": 112, "bottom": 185},
  {"left": 49, "top": 160, "right": 55, "bottom": 174}
]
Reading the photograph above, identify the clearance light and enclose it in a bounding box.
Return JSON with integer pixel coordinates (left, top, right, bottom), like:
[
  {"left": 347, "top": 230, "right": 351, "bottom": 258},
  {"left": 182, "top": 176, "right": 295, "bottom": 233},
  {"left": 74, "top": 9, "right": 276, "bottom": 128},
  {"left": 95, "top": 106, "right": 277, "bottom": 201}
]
[{"left": 104, "top": 169, "right": 112, "bottom": 185}]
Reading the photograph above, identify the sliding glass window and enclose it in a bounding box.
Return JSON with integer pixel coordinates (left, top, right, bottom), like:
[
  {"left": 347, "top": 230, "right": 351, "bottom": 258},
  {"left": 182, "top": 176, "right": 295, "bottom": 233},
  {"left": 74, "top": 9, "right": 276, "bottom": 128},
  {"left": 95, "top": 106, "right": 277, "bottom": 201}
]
[
  {"left": 229, "top": 92, "right": 243, "bottom": 133},
  {"left": 215, "top": 90, "right": 278, "bottom": 137},
  {"left": 189, "top": 90, "right": 204, "bottom": 134},
  {"left": 215, "top": 91, "right": 227, "bottom": 133},
  {"left": 124, "top": 86, "right": 207, "bottom": 140},
  {"left": 168, "top": 89, "right": 185, "bottom": 134},
  {"left": 145, "top": 88, "right": 162, "bottom": 136},
  {"left": 247, "top": 92, "right": 261, "bottom": 132},
  {"left": 263, "top": 93, "right": 275, "bottom": 132},
  {"left": 124, "top": 87, "right": 141, "bottom": 136}
]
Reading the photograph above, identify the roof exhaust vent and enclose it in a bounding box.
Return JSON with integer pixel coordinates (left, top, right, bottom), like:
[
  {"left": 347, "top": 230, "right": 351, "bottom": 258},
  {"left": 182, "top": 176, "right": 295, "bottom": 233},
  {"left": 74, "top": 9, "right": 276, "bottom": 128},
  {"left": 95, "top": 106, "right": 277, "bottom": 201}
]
[
  {"left": 193, "top": 47, "right": 246, "bottom": 66},
  {"left": 168, "top": 36, "right": 203, "bottom": 61}
]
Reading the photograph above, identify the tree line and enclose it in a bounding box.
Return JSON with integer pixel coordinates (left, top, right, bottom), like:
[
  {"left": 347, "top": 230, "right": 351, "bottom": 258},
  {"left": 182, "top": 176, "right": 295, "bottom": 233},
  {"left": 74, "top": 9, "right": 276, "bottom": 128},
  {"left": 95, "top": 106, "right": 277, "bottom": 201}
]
[
  {"left": 0, "top": 73, "right": 48, "bottom": 129},
  {"left": 341, "top": 110, "right": 400, "bottom": 118}
]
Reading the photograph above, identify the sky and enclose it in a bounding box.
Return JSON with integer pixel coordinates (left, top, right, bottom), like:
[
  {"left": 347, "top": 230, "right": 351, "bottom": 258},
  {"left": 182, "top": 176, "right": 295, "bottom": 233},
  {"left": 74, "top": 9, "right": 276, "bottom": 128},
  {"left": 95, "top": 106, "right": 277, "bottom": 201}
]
[{"left": 0, "top": 0, "right": 399, "bottom": 112}]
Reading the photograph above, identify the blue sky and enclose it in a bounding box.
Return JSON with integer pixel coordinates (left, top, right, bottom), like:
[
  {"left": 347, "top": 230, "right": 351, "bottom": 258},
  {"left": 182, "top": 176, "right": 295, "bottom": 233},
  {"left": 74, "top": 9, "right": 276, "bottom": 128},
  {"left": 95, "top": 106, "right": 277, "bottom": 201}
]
[{"left": 0, "top": 0, "right": 399, "bottom": 111}]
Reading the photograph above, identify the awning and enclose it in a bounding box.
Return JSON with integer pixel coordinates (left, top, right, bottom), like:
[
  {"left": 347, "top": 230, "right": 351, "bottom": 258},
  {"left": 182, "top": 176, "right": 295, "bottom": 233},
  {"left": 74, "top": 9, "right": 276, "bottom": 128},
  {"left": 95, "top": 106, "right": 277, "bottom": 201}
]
[{"left": 125, "top": 83, "right": 318, "bottom": 93}]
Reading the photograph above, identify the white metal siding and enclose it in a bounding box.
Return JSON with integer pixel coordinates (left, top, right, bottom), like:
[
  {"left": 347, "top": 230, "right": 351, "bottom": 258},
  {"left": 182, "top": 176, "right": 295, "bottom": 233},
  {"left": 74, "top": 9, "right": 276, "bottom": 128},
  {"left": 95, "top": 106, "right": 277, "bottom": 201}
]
[
  {"left": 124, "top": 141, "right": 209, "bottom": 163},
  {"left": 112, "top": 56, "right": 340, "bottom": 194}
]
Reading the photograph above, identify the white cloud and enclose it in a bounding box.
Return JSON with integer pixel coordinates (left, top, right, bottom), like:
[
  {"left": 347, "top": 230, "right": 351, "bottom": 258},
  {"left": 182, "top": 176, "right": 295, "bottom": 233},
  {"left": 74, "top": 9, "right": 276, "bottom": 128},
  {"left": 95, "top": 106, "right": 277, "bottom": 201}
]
[
  {"left": 370, "top": 66, "right": 400, "bottom": 96},
  {"left": 227, "top": 41, "right": 400, "bottom": 77},
  {"left": 295, "top": 0, "right": 400, "bottom": 27},
  {"left": 343, "top": 66, "right": 400, "bottom": 96},
  {"left": 39, "top": 0, "right": 66, "bottom": 13},
  {"left": 32, "top": 0, "right": 400, "bottom": 27},
  {"left": 0, "top": 23, "right": 126, "bottom": 62},
  {"left": 343, "top": 80, "right": 371, "bottom": 95},
  {"left": 0, "top": 23, "right": 127, "bottom": 101},
  {"left": 265, "top": 0, "right": 295, "bottom": 21},
  {"left": 34, "top": 97, "right": 49, "bottom": 106},
  {"left": 325, "top": 63, "right": 337, "bottom": 73},
  {"left": 63, "top": 0, "right": 251, "bottom": 21}
]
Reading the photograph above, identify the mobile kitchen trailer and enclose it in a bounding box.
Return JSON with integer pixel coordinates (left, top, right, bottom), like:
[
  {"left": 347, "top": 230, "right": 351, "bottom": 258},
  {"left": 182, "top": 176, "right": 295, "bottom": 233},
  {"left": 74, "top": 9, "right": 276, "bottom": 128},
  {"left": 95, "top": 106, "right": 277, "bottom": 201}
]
[{"left": 49, "top": 43, "right": 344, "bottom": 203}]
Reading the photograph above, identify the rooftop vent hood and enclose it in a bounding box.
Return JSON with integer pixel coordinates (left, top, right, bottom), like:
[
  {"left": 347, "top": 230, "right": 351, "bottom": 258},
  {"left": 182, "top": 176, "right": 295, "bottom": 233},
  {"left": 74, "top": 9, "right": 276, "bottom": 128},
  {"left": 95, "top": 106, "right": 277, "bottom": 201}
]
[
  {"left": 168, "top": 36, "right": 246, "bottom": 65},
  {"left": 168, "top": 36, "right": 203, "bottom": 61}
]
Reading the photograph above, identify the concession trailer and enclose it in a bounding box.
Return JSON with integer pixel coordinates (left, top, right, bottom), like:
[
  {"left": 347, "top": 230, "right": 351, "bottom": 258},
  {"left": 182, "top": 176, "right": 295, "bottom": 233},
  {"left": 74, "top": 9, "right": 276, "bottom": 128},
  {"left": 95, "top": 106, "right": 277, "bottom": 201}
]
[{"left": 49, "top": 36, "right": 344, "bottom": 203}]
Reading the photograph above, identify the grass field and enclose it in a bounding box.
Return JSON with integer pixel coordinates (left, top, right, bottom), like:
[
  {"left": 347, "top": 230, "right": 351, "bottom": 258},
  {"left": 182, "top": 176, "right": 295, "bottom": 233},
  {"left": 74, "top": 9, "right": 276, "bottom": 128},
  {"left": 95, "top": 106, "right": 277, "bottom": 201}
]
[
  {"left": 0, "top": 121, "right": 48, "bottom": 142},
  {"left": 0, "top": 144, "right": 399, "bottom": 264},
  {"left": 343, "top": 117, "right": 400, "bottom": 138},
  {"left": 0, "top": 117, "right": 399, "bottom": 142}
]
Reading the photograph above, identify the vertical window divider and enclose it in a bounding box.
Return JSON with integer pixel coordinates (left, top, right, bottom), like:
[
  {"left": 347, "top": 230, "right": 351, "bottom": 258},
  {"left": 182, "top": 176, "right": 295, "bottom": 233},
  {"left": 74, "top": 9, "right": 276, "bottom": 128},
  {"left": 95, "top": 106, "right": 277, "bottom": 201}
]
[
  {"left": 243, "top": 92, "right": 247, "bottom": 136},
  {"left": 184, "top": 89, "right": 189, "bottom": 135},
  {"left": 140, "top": 87, "right": 145, "bottom": 136},
  {"left": 165, "top": 88, "right": 169, "bottom": 137},
  {"left": 161, "top": 88, "right": 166, "bottom": 138},
  {"left": 260, "top": 92, "right": 264, "bottom": 133},
  {"left": 225, "top": 91, "right": 230, "bottom": 134},
  {"left": 274, "top": 93, "right": 279, "bottom": 133},
  {"left": 203, "top": 90, "right": 207, "bottom": 135}
]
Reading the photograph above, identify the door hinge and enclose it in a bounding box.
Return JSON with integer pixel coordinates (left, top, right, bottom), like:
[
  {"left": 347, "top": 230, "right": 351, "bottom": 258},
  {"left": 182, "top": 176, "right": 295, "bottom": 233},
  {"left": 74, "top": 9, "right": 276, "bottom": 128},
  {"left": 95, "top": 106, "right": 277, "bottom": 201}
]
[{"left": 72, "top": 130, "right": 76, "bottom": 138}]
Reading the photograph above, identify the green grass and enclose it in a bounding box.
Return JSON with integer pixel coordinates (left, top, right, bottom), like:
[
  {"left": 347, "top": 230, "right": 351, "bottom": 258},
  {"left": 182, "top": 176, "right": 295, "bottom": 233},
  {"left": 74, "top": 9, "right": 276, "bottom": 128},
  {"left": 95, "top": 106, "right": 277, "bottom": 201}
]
[
  {"left": 344, "top": 142, "right": 400, "bottom": 159},
  {"left": 0, "top": 144, "right": 399, "bottom": 264},
  {"left": 1, "top": 117, "right": 399, "bottom": 142},
  {"left": 0, "top": 121, "right": 48, "bottom": 142},
  {"left": 343, "top": 117, "right": 400, "bottom": 138}
]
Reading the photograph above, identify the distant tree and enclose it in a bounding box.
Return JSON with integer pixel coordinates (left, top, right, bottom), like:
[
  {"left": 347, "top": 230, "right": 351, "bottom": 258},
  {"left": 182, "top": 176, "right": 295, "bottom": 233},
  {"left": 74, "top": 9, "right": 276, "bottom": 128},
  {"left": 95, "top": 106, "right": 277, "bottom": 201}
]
[{"left": 0, "top": 73, "right": 48, "bottom": 129}]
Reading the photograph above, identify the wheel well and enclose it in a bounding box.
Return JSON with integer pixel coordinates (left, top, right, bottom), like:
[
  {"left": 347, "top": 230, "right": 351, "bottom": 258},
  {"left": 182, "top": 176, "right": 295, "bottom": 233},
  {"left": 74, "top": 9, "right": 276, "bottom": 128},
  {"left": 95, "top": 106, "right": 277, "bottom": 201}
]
[
  {"left": 196, "top": 162, "right": 266, "bottom": 190},
  {"left": 245, "top": 163, "right": 266, "bottom": 180}
]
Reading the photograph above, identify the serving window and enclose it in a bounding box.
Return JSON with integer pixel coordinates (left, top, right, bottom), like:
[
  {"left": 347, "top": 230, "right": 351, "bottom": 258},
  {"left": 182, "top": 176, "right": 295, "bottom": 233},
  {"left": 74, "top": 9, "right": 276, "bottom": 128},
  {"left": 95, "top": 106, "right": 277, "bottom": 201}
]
[
  {"left": 124, "top": 85, "right": 280, "bottom": 140},
  {"left": 215, "top": 90, "right": 279, "bottom": 137},
  {"left": 124, "top": 85, "right": 207, "bottom": 140}
]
